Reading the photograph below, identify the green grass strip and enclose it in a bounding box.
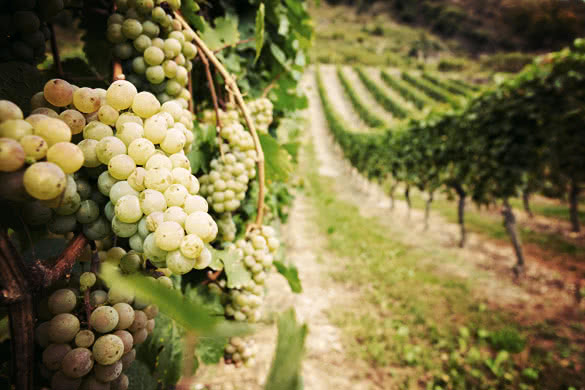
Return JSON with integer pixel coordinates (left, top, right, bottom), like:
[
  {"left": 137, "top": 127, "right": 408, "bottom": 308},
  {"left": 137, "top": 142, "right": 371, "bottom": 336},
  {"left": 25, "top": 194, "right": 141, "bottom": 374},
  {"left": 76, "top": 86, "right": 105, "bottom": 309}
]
[
  {"left": 380, "top": 70, "right": 432, "bottom": 110},
  {"left": 449, "top": 78, "right": 480, "bottom": 92},
  {"left": 336, "top": 67, "right": 388, "bottom": 129},
  {"left": 422, "top": 72, "right": 469, "bottom": 96},
  {"left": 354, "top": 67, "right": 409, "bottom": 119},
  {"left": 401, "top": 72, "right": 460, "bottom": 106}
]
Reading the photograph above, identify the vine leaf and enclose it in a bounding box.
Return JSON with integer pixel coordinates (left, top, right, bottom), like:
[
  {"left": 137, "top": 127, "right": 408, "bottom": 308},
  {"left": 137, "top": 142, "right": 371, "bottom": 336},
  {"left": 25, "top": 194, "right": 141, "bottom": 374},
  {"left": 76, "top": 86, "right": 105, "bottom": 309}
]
[
  {"left": 273, "top": 261, "right": 302, "bottom": 293},
  {"left": 264, "top": 309, "right": 307, "bottom": 390},
  {"left": 254, "top": 3, "right": 265, "bottom": 64},
  {"left": 260, "top": 133, "right": 293, "bottom": 182},
  {"left": 199, "top": 16, "right": 240, "bottom": 51},
  {"left": 218, "top": 248, "right": 252, "bottom": 289},
  {"left": 99, "top": 263, "right": 248, "bottom": 336},
  {"left": 126, "top": 360, "right": 158, "bottom": 390},
  {"left": 196, "top": 336, "right": 229, "bottom": 364}
]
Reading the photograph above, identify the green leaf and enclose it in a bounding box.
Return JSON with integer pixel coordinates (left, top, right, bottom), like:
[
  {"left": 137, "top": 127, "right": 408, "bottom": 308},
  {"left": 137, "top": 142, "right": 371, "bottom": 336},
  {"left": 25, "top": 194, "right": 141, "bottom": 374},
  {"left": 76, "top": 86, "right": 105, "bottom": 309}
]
[
  {"left": 219, "top": 248, "right": 252, "bottom": 289},
  {"left": 200, "top": 16, "right": 240, "bottom": 51},
  {"left": 282, "top": 142, "right": 300, "bottom": 162},
  {"left": 207, "top": 246, "right": 225, "bottom": 271},
  {"left": 196, "top": 336, "right": 228, "bottom": 364},
  {"left": 185, "top": 284, "right": 224, "bottom": 316},
  {"left": 273, "top": 261, "right": 302, "bottom": 293},
  {"left": 254, "top": 3, "right": 265, "bottom": 64},
  {"left": 99, "top": 263, "right": 248, "bottom": 337},
  {"left": 264, "top": 309, "right": 307, "bottom": 390},
  {"left": 260, "top": 134, "right": 293, "bottom": 182},
  {"left": 126, "top": 360, "right": 158, "bottom": 390},
  {"left": 136, "top": 313, "right": 183, "bottom": 386}
]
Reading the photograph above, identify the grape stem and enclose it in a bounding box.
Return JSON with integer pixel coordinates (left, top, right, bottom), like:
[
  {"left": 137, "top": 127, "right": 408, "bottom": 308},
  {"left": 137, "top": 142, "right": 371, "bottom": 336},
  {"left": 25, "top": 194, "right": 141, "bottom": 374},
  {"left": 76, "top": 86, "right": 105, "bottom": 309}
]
[
  {"left": 0, "top": 230, "right": 34, "bottom": 390},
  {"left": 34, "top": 233, "right": 89, "bottom": 288},
  {"left": 175, "top": 11, "right": 266, "bottom": 227},
  {"left": 199, "top": 52, "right": 224, "bottom": 155},
  {"left": 113, "top": 61, "right": 125, "bottom": 81},
  {"left": 48, "top": 24, "right": 64, "bottom": 78},
  {"left": 202, "top": 269, "right": 223, "bottom": 285}
]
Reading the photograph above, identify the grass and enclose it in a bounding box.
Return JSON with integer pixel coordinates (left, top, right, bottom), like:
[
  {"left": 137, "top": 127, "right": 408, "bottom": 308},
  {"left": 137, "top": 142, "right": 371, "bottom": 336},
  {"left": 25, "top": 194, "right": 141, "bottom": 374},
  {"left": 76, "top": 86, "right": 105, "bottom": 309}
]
[
  {"left": 301, "top": 138, "right": 585, "bottom": 389},
  {"left": 394, "top": 190, "right": 585, "bottom": 258}
]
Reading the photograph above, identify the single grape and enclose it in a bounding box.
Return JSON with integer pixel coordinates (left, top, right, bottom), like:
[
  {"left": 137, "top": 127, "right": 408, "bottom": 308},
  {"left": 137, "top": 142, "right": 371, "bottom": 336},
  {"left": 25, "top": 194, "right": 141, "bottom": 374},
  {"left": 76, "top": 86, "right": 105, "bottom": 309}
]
[
  {"left": 48, "top": 289, "right": 77, "bottom": 315},
  {"left": 117, "top": 122, "right": 144, "bottom": 146},
  {"left": 94, "top": 360, "right": 123, "bottom": 383},
  {"left": 108, "top": 154, "right": 136, "bottom": 180},
  {"left": 90, "top": 290, "right": 108, "bottom": 307},
  {"left": 80, "top": 376, "right": 111, "bottom": 390},
  {"left": 23, "top": 162, "right": 66, "bottom": 200},
  {"left": 75, "top": 329, "right": 95, "bottom": 348},
  {"left": 133, "top": 34, "right": 151, "bottom": 52},
  {"left": 185, "top": 211, "right": 217, "bottom": 243},
  {"left": 78, "top": 139, "right": 101, "bottom": 168},
  {"left": 51, "top": 370, "right": 82, "bottom": 390},
  {"left": 98, "top": 104, "right": 119, "bottom": 126},
  {"left": 155, "top": 221, "right": 184, "bottom": 251},
  {"left": 83, "top": 121, "right": 114, "bottom": 141},
  {"left": 82, "top": 216, "right": 112, "bottom": 241},
  {"left": 33, "top": 117, "right": 71, "bottom": 146},
  {"left": 76, "top": 200, "right": 100, "bottom": 224},
  {"left": 113, "top": 329, "right": 133, "bottom": 354},
  {"left": 93, "top": 334, "right": 125, "bottom": 365},
  {"left": 120, "top": 348, "right": 136, "bottom": 370},
  {"left": 145, "top": 153, "right": 172, "bottom": 170},
  {"left": 122, "top": 18, "right": 143, "bottom": 40},
  {"left": 96, "top": 136, "right": 127, "bottom": 165},
  {"left": 42, "top": 343, "right": 72, "bottom": 371},
  {"left": 48, "top": 313, "right": 80, "bottom": 343},
  {"left": 106, "top": 80, "right": 137, "bottom": 111},
  {"left": 0, "top": 138, "right": 25, "bottom": 172},
  {"left": 194, "top": 246, "right": 212, "bottom": 270},
  {"left": 112, "top": 216, "right": 138, "bottom": 238},
  {"left": 179, "top": 234, "right": 204, "bottom": 259},
  {"left": 90, "top": 306, "right": 119, "bottom": 333},
  {"left": 35, "top": 322, "right": 51, "bottom": 348},
  {"left": 146, "top": 65, "right": 165, "bottom": 84},
  {"left": 109, "top": 181, "right": 139, "bottom": 204},
  {"left": 44, "top": 79, "right": 74, "bottom": 107},
  {"left": 144, "top": 46, "right": 164, "bottom": 66},
  {"left": 127, "top": 167, "right": 146, "bottom": 191},
  {"left": 0, "top": 119, "right": 33, "bottom": 141},
  {"left": 61, "top": 347, "right": 94, "bottom": 378},
  {"left": 47, "top": 142, "right": 84, "bottom": 174},
  {"left": 73, "top": 88, "right": 101, "bottom": 113},
  {"left": 144, "top": 167, "right": 172, "bottom": 192},
  {"left": 115, "top": 194, "right": 143, "bottom": 223},
  {"left": 0, "top": 100, "right": 23, "bottom": 121},
  {"left": 111, "top": 373, "right": 129, "bottom": 390},
  {"left": 143, "top": 233, "right": 167, "bottom": 263},
  {"left": 166, "top": 250, "right": 195, "bottom": 275},
  {"left": 163, "top": 206, "right": 187, "bottom": 226}
]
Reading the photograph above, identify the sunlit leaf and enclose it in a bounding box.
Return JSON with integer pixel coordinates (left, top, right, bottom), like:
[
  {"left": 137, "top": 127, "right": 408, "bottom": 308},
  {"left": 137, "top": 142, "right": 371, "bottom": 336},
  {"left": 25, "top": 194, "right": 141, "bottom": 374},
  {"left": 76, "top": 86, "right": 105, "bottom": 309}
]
[
  {"left": 260, "top": 134, "right": 293, "bottom": 182},
  {"left": 255, "top": 3, "right": 266, "bottom": 64},
  {"left": 274, "top": 261, "right": 302, "bottom": 293}
]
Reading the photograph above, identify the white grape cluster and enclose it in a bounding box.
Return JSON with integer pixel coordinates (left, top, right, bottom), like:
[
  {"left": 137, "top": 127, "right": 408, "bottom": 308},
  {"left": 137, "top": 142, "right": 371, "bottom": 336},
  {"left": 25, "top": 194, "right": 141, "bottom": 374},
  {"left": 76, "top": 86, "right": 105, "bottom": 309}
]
[
  {"left": 0, "top": 0, "right": 65, "bottom": 63},
  {"left": 223, "top": 226, "right": 279, "bottom": 324},
  {"left": 108, "top": 0, "right": 196, "bottom": 105},
  {"left": 224, "top": 337, "right": 257, "bottom": 368},
  {"left": 201, "top": 107, "right": 239, "bottom": 127},
  {"left": 198, "top": 123, "right": 257, "bottom": 215},
  {"left": 84, "top": 79, "right": 215, "bottom": 276},
  {"left": 35, "top": 271, "right": 159, "bottom": 390},
  {"left": 246, "top": 98, "right": 273, "bottom": 134},
  {"left": 216, "top": 213, "right": 236, "bottom": 242}
]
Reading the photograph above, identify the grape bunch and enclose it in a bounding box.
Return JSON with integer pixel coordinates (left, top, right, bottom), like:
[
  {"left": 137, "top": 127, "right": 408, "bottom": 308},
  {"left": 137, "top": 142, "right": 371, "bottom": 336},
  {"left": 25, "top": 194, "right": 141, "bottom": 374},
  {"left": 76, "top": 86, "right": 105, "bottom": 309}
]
[
  {"left": 35, "top": 271, "right": 159, "bottom": 390},
  {"left": 107, "top": 0, "right": 196, "bottom": 105},
  {"left": 222, "top": 226, "right": 279, "bottom": 324},
  {"left": 198, "top": 123, "right": 257, "bottom": 215},
  {"left": 224, "top": 336, "right": 257, "bottom": 368},
  {"left": 245, "top": 98, "right": 273, "bottom": 134},
  {"left": 0, "top": 0, "right": 66, "bottom": 63}
]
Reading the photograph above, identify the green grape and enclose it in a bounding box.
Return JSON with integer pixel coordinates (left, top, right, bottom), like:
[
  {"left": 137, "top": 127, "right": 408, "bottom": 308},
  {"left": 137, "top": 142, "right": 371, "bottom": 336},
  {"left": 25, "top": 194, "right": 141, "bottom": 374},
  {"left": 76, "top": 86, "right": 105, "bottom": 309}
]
[
  {"left": 104, "top": 201, "right": 115, "bottom": 221},
  {"left": 76, "top": 199, "right": 100, "bottom": 224},
  {"left": 44, "top": 79, "right": 74, "bottom": 107},
  {"left": 129, "top": 233, "right": 144, "bottom": 252},
  {"left": 115, "top": 194, "right": 143, "bottom": 223},
  {"left": 132, "top": 56, "right": 147, "bottom": 74},
  {"left": 32, "top": 117, "right": 71, "bottom": 146},
  {"left": 109, "top": 181, "right": 139, "bottom": 204},
  {"left": 146, "top": 65, "right": 165, "bottom": 84},
  {"left": 97, "top": 172, "right": 119, "bottom": 197},
  {"left": 90, "top": 290, "right": 108, "bottom": 307},
  {"left": 179, "top": 234, "right": 204, "bottom": 259},
  {"left": 132, "top": 91, "right": 160, "bottom": 118},
  {"left": 90, "top": 306, "right": 119, "bottom": 333},
  {"left": 61, "top": 347, "right": 94, "bottom": 378},
  {"left": 146, "top": 211, "right": 164, "bottom": 232},
  {"left": 165, "top": 80, "right": 181, "bottom": 97},
  {"left": 23, "top": 162, "right": 66, "bottom": 200},
  {"left": 183, "top": 42, "right": 197, "bottom": 60},
  {"left": 142, "top": 20, "right": 160, "bottom": 38},
  {"left": 0, "top": 138, "right": 25, "bottom": 172},
  {"left": 111, "top": 216, "right": 138, "bottom": 238},
  {"left": 163, "top": 184, "right": 187, "bottom": 207},
  {"left": 108, "top": 13, "right": 125, "bottom": 25},
  {"left": 48, "top": 289, "right": 77, "bottom": 315},
  {"left": 84, "top": 121, "right": 114, "bottom": 141},
  {"left": 162, "top": 60, "right": 177, "bottom": 78},
  {"left": 75, "top": 178, "right": 92, "bottom": 200},
  {"left": 144, "top": 46, "right": 164, "bottom": 66},
  {"left": 169, "top": 152, "right": 191, "bottom": 170},
  {"left": 120, "top": 349, "right": 135, "bottom": 370},
  {"left": 82, "top": 216, "right": 111, "bottom": 240},
  {"left": 122, "top": 18, "right": 143, "bottom": 40},
  {"left": 72, "top": 88, "right": 101, "bottom": 114},
  {"left": 79, "top": 271, "right": 97, "bottom": 289},
  {"left": 48, "top": 215, "right": 77, "bottom": 235},
  {"left": 166, "top": 250, "right": 195, "bottom": 275},
  {"left": 0, "top": 119, "right": 33, "bottom": 141},
  {"left": 98, "top": 105, "right": 119, "bottom": 126},
  {"left": 108, "top": 154, "right": 136, "bottom": 180},
  {"left": 175, "top": 66, "right": 188, "bottom": 86},
  {"left": 137, "top": 216, "right": 150, "bottom": 237},
  {"left": 144, "top": 167, "right": 172, "bottom": 192},
  {"left": 143, "top": 233, "right": 167, "bottom": 262},
  {"left": 96, "top": 136, "right": 127, "bottom": 165},
  {"left": 78, "top": 139, "right": 100, "bottom": 168},
  {"left": 117, "top": 122, "right": 144, "bottom": 146},
  {"left": 154, "top": 220, "right": 184, "bottom": 251},
  {"left": 145, "top": 153, "right": 172, "bottom": 170},
  {"left": 42, "top": 343, "right": 72, "bottom": 371},
  {"left": 19, "top": 134, "right": 48, "bottom": 160},
  {"left": 51, "top": 370, "right": 82, "bottom": 390},
  {"left": 47, "top": 142, "right": 84, "bottom": 174},
  {"left": 128, "top": 310, "right": 147, "bottom": 332},
  {"left": 163, "top": 206, "right": 186, "bottom": 226},
  {"left": 133, "top": 34, "right": 151, "bottom": 52},
  {"left": 80, "top": 376, "right": 111, "bottom": 390},
  {"left": 113, "top": 329, "right": 133, "bottom": 353},
  {"left": 48, "top": 313, "right": 80, "bottom": 343},
  {"left": 128, "top": 138, "right": 155, "bottom": 165},
  {"left": 59, "top": 109, "right": 86, "bottom": 135},
  {"left": 156, "top": 276, "right": 173, "bottom": 289},
  {"left": 151, "top": 37, "right": 165, "bottom": 49},
  {"left": 106, "top": 80, "right": 138, "bottom": 111},
  {"left": 185, "top": 211, "right": 217, "bottom": 243},
  {"left": 92, "top": 334, "right": 125, "bottom": 365},
  {"left": 127, "top": 167, "right": 146, "bottom": 191},
  {"left": 163, "top": 38, "right": 181, "bottom": 58},
  {"left": 160, "top": 128, "right": 185, "bottom": 154},
  {"left": 94, "top": 360, "right": 123, "bottom": 382},
  {"left": 171, "top": 167, "right": 191, "bottom": 188},
  {"left": 161, "top": 101, "right": 182, "bottom": 121},
  {"left": 22, "top": 201, "right": 52, "bottom": 226},
  {"left": 0, "top": 100, "right": 23, "bottom": 121},
  {"left": 107, "top": 21, "right": 126, "bottom": 44}
]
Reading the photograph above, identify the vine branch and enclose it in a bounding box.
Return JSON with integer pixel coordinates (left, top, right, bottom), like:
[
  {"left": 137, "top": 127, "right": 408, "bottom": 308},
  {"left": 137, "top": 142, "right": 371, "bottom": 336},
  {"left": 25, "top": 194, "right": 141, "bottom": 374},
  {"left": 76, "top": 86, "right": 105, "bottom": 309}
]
[
  {"left": 200, "top": 52, "right": 223, "bottom": 133},
  {"left": 175, "top": 12, "right": 266, "bottom": 227},
  {"left": 33, "top": 233, "right": 90, "bottom": 288}
]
